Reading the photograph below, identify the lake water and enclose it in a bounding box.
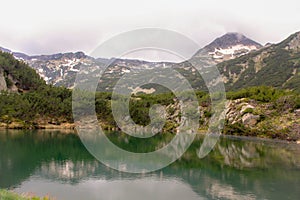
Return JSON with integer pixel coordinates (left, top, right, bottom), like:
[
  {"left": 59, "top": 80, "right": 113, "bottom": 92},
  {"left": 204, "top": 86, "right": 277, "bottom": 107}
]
[{"left": 0, "top": 130, "right": 300, "bottom": 200}]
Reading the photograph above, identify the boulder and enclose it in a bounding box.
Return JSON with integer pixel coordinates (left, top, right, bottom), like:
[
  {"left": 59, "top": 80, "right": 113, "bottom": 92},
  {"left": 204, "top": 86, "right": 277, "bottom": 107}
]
[
  {"left": 240, "top": 104, "right": 255, "bottom": 114},
  {"left": 295, "top": 109, "right": 300, "bottom": 117},
  {"left": 242, "top": 113, "right": 260, "bottom": 127}
]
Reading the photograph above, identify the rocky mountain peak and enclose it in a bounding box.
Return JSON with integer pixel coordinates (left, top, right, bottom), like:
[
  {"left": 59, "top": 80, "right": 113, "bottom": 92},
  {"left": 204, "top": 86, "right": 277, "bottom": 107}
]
[
  {"left": 204, "top": 32, "right": 262, "bottom": 51},
  {"left": 30, "top": 51, "right": 87, "bottom": 61},
  {"left": 195, "top": 32, "right": 262, "bottom": 63},
  {"left": 285, "top": 31, "right": 300, "bottom": 51}
]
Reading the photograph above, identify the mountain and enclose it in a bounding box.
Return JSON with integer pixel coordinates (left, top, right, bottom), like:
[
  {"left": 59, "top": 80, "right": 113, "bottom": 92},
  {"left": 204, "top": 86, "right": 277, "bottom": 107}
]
[
  {"left": 0, "top": 47, "right": 177, "bottom": 91},
  {"left": 0, "top": 47, "right": 96, "bottom": 88},
  {"left": 218, "top": 31, "right": 300, "bottom": 92},
  {"left": 26, "top": 52, "right": 91, "bottom": 87},
  {"left": 1, "top": 31, "right": 300, "bottom": 93},
  {"left": 0, "top": 47, "right": 31, "bottom": 60},
  {"left": 204, "top": 32, "right": 262, "bottom": 51},
  {"left": 0, "top": 32, "right": 262, "bottom": 92},
  {"left": 195, "top": 32, "right": 262, "bottom": 63},
  {"left": 25, "top": 54, "right": 172, "bottom": 90},
  {"left": 171, "top": 31, "right": 300, "bottom": 93}
]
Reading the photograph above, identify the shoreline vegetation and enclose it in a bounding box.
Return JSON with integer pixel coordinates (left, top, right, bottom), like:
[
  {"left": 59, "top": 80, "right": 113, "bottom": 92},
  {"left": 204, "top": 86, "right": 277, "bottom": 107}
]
[
  {"left": 0, "top": 122, "right": 75, "bottom": 130},
  {"left": 0, "top": 189, "right": 51, "bottom": 200}
]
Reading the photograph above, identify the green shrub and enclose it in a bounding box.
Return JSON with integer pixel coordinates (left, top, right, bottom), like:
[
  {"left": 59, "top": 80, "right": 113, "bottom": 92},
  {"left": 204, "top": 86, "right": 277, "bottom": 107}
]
[{"left": 243, "top": 108, "right": 254, "bottom": 114}]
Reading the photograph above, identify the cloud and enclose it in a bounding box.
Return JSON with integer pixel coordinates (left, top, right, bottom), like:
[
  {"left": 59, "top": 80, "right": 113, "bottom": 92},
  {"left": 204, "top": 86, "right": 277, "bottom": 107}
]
[{"left": 0, "top": 0, "right": 300, "bottom": 55}]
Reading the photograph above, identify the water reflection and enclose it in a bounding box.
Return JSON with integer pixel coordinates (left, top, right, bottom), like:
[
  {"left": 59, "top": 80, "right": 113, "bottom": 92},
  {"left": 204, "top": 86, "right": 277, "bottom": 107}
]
[
  {"left": 38, "top": 160, "right": 100, "bottom": 181},
  {"left": 16, "top": 178, "right": 203, "bottom": 200},
  {"left": 0, "top": 130, "right": 299, "bottom": 200}
]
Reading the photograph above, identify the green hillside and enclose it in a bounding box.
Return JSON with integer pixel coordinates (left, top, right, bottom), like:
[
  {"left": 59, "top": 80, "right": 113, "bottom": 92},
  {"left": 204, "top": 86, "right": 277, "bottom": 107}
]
[
  {"left": 0, "top": 51, "right": 72, "bottom": 127},
  {"left": 0, "top": 52, "right": 45, "bottom": 91}
]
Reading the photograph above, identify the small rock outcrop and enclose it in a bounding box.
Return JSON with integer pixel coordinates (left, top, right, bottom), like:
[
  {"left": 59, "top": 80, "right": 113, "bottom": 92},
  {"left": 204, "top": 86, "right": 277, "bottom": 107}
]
[
  {"left": 0, "top": 70, "right": 7, "bottom": 91},
  {"left": 224, "top": 98, "right": 259, "bottom": 126},
  {"left": 287, "top": 32, "right": 300, "bottom": 51},
  {"left": 242, "top": 113, "right": 260, "bottom": 127}
]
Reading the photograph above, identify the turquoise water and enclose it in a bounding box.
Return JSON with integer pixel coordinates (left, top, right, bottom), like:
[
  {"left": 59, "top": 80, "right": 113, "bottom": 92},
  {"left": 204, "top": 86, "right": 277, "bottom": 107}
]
[{"left": 0, "top": 130, "right": 299, "bottom": 200}]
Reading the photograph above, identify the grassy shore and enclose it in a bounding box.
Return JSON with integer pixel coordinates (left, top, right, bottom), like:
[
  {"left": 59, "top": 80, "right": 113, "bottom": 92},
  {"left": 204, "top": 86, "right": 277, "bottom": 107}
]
[{"left": 0, "top": 190, "right": 51, "bottom": 200}]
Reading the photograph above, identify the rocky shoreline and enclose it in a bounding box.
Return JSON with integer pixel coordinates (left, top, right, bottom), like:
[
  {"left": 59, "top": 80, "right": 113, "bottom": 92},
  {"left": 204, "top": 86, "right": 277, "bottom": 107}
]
[
  {"left": 1, "top": 97, "right": 299, "bottom": 143},
  {"left": 0, "top": 121, "right": 75, "bottom": 130},
  {"left": 224, "top": 98, "right": 300, "bottom": 141}
]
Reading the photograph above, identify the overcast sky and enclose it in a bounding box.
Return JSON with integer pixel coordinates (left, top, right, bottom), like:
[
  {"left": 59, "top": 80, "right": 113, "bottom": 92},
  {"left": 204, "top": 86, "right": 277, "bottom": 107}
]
[{"left": 1, "top": 0, "right": 300, "bottom": 57}]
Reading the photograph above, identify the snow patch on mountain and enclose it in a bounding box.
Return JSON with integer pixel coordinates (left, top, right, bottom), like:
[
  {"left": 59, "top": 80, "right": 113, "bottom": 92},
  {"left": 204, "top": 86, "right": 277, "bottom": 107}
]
[{"left": 209, "top": 44, "right": 259, "bottom": 60}]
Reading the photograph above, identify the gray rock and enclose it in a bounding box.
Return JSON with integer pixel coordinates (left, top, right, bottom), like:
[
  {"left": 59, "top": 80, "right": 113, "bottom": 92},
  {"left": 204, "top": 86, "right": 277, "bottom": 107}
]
[
  {"left": 242, "top": 113, "right": 260, "bottom": 127},
  {"left": 240, "top": 104, "right": 255, "bottom": 114},
  {"left": 228, "top": 117, "right": 234, "bottom": 123},
  {"left": 287, "top": 32, "right": 300, "bottom": 50},
  {"left": 0, "top": 71, "right": 7, "bottom": 91},
  {"left": 295, "top": 109, "right": 300, "bottom": 117}
]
